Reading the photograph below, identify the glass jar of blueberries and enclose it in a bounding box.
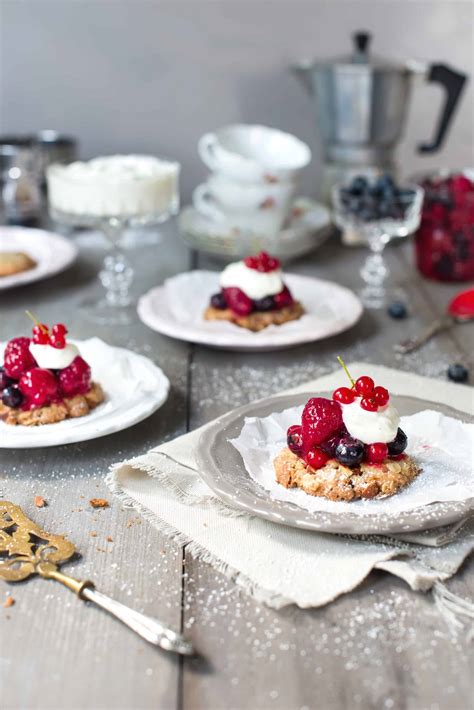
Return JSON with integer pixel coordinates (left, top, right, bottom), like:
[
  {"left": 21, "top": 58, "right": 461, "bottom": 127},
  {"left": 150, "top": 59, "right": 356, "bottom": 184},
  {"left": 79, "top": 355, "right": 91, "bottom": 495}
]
[{"left": 414, "top": 170, "right": 474, "bottom": 282}]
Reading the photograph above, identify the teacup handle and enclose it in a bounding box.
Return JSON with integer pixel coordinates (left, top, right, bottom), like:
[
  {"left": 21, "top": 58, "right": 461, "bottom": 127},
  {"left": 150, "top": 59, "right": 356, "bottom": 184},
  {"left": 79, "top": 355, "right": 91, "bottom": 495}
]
[
  {"left": 192, "top": 184, "right": 227, "bottom": 223},
  {"left": 198, "top": 133, "right": 219, "bottom": 170}
]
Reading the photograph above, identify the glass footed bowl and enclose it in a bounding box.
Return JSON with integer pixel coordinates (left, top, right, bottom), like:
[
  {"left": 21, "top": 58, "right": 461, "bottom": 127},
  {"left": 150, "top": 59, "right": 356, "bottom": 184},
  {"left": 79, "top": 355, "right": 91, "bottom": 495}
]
[
  {"left": 49, "top": 201, "right": 178, "bottom": 324},
  {"left": 332, "top": 184, "right": 424, "bottom": 308}
]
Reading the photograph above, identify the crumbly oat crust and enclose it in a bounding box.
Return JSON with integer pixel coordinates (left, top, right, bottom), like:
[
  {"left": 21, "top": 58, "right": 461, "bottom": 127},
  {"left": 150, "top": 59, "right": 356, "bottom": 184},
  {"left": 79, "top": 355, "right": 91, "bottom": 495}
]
[
  {"left": 204, "top": 302, "right": 305, "bottom": 332},
  {"left": 273, "top": 447, "right": 420, "bottom": 501},
  {"left": 0, "top": 382, "right": 104, "bottom": 426},
  {"left": 0, "top": 251, "right": 37, "bottom": 277}
]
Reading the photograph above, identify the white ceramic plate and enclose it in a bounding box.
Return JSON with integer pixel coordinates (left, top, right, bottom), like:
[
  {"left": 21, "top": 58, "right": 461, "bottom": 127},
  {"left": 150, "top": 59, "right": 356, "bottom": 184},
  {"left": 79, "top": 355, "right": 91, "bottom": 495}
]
[
  {"left": 137, "top": 271, "right": 363, "bottom": 351},
  {"left": 0, "top": 338, "right": 170, "bottom": 448},
  {"left": 0, "top": 226, "right": 78, "bottom": 290}
]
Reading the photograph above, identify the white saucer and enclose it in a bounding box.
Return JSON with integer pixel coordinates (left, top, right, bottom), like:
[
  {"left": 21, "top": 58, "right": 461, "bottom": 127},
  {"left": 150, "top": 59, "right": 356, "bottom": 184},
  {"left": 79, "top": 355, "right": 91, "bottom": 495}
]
[
  {"left": 138, "top": 271, "right": 363, "bottom": 351},
  {"left": 0, "top": 338, "right": 170, "bottom": 448},
  {"left": 178, "top": 197, "right": 332, "bottom": 261},
  {"left": 0, "top": 226, "right": 78, "bottom": 290}
]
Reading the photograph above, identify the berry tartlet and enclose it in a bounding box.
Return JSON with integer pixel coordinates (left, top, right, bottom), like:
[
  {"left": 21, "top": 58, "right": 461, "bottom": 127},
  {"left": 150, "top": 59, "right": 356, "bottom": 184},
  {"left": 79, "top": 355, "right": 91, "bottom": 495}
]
[
  {"left": 0, "top": 317, "right": 104, "bottom": 426},
  {"left": 273, "top": 361, "right": 419, "bottom": 501},
  {"left": 204, "top": 252, "right": 304, "bottom": 331}
]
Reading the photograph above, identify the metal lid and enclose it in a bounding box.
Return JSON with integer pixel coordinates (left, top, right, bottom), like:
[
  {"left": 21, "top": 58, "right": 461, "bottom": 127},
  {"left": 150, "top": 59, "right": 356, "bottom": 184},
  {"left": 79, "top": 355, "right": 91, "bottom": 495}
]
[{"left": 314, "top": 31, "right": 408, "bottom": 72}]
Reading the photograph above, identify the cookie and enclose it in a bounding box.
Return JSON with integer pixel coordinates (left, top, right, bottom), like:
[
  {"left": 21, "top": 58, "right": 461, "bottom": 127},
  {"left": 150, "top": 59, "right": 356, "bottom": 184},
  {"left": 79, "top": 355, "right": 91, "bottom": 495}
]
[
  {"left": 204, "top": 301, "right": 305, "bottom": 332},
  {"left": 0, "top": 251, "right": 37, "bottom": 277},
  {"left": 0, "top": 382, "right": 105, "bottom": 426},
  {"left": 273, "top": 447, "right": 420, "bottom": 501}
]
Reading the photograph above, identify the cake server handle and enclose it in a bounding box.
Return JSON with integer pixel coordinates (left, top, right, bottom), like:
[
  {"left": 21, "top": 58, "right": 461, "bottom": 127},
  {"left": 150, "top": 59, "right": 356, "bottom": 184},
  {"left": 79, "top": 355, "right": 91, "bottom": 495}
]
[
  {"left": 36, "top": 562, "right": 194, "bottom": 656},
  {"left": 82, "top": 586, "right": 194, "bottom": 655}
]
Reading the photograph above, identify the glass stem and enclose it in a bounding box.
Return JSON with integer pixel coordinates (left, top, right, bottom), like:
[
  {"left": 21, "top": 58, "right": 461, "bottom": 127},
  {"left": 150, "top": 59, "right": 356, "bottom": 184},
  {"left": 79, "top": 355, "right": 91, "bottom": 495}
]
[
  {"left": 360, "top": 228, "right": 390, "bottom": 288},
  {"left": 99, "top": 218, "right": 134, "bottom": 307}
]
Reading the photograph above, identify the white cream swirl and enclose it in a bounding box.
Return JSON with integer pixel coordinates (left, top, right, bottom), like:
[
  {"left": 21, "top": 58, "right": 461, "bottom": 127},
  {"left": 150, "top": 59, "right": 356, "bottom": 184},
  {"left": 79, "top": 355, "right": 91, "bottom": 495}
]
[
  {"left": 219, "top": 261, "right": 283, "bottom": 300},
  {"left": 342, "top": 399, "right": 400, "bottom": 444},
  {"left": 30, "top": 342, "right": 79, "bottom": 370}
]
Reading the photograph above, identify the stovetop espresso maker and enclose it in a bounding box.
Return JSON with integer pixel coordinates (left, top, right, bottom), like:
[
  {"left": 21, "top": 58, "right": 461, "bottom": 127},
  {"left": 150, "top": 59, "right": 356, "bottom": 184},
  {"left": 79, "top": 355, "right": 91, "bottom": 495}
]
[{"left": 292, "top": 31, "right": 467, "bottom": 200}]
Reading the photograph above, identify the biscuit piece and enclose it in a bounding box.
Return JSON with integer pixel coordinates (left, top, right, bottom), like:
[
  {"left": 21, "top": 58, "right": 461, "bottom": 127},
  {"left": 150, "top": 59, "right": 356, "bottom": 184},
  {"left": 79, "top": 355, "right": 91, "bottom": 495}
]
[
  {"left": 204, "top": 302, "right": 304, "bottom": 332},
  {"left": 0, "top": 382, "right": 104, "bottom": 426},
  {"left": 0, "top": 251, "right": 37, "bottom": 277},
  {"left": 273, "top": 447, "right": 420, "bottom": 501}
]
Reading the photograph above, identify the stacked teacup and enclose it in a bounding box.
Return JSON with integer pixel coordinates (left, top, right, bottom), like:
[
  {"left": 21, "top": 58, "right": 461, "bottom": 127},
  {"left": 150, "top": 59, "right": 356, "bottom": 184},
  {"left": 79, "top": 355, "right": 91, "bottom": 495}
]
[{"left": 194, "top": 124, "right": 311, "bottom": 237}]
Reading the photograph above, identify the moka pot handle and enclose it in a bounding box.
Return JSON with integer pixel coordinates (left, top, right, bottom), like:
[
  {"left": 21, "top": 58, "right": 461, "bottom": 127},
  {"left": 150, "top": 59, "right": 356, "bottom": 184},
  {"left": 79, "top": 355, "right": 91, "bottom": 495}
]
[{"left": 418, "top": 63, "right": 467, "bottom": 153}]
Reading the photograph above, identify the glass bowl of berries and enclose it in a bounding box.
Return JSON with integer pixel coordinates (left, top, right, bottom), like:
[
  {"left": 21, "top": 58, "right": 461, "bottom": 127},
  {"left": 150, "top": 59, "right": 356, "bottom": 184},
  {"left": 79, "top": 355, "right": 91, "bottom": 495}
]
[
  {"left": 413, "top": 169, "right": 474, "bottom": 282},
  {"left": 332, "top": 175, "right": 424, "bottom": 308}
]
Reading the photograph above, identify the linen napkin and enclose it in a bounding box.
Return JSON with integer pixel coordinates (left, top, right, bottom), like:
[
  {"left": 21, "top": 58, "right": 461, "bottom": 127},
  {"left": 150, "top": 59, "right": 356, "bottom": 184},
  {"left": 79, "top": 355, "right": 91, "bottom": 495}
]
[{"left": 107, "top": 364, "right": 474, "bottom": 612}]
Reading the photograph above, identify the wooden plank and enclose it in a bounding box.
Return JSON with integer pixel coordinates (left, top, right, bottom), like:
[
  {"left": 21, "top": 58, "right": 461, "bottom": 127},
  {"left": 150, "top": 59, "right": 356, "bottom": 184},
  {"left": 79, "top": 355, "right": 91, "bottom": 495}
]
[
  {"left": 0, "top": 223, "right": 189, "bottom": 710},
  {"left": 183, "top": 239, "right": 474, "bottom": 710}
]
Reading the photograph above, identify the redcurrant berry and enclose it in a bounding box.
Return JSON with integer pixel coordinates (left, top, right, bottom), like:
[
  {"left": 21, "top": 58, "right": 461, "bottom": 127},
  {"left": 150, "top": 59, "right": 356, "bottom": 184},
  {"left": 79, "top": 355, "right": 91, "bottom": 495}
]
[
  {"left": 360, "top": 397, "right": 378, "bottom": 412},
  {"left": 365, "top": 442, "right": 388, "bottom": 464},
  {"left": 32, "top": 326, "right": 49, "bottom": 345},
  {"left": 373, "top": 386, "right": 389, "bottom": 406},
  {"left": 355, "top": 376, "right": 375, "bottom": 396},
  {"left": 49, "top": 333, "right": 66, "bottom": 349},
  {"left": 305, "top": 448, "right": 330, "bottom": 470},
  {"left": 52, "top": 323, "right": 67, "bottom": 335},
  {"left": 333, "top": 386, "right": 356, "bottom": 404}
]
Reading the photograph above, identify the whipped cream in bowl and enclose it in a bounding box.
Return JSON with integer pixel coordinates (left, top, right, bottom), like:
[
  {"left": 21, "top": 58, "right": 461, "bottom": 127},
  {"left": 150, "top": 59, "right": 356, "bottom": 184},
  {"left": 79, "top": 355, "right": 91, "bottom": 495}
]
[
  {"left": 219, "top": 261, "right": 283, "bottom": 300},
  {"left": 30, "top": 342, "right": 79, "bottom": 370},
  {"left": 342, "top": 399, "right": 400, "bottom": 444}
]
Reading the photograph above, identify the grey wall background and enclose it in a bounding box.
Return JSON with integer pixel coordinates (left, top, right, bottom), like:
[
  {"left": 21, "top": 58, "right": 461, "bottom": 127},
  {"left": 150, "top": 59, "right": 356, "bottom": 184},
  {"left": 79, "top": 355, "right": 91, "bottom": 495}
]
[{"left": 0, "top": 0, "right": 473, "bottom": 201}]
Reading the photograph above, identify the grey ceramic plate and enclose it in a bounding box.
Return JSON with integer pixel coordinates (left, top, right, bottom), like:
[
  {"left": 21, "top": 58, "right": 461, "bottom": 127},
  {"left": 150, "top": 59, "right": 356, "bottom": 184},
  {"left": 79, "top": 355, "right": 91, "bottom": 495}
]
[{"left": 196, "top": 391, "right": 473, "bottom": 535}]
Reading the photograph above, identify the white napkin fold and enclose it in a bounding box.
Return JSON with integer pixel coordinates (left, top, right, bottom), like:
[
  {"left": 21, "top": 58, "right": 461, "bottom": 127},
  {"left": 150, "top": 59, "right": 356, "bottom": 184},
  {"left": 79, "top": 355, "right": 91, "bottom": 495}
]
[{"left": 107, "top": 364, "right": 474, "bottom": 610}]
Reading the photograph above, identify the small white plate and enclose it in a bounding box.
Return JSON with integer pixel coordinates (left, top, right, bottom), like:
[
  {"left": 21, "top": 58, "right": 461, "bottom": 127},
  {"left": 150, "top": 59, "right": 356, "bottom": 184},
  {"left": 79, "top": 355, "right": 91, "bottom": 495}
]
[
  {"left": 138, "top": 271, "right": 363, "bottom": 351},
  {"left": 0, "top": 226, "right": 78, "bottom": 290},
  {"left": 0, "top": 338, "right": 170, "bottom": 448},
  {"left": 178, "top": 197, "right": 332, "bottom": 261}
]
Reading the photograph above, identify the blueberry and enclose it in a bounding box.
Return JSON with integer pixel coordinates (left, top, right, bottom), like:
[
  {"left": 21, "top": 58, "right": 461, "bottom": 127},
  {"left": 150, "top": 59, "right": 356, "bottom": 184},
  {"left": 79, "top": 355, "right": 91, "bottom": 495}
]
[
  {"left": 388, "top": 302, "right": 408, "bottom": 319},
  {"left": 0, "top": 366, "right": 13, "bottom": 391},
  {"left": 349, "top": 176, "right": 369, "bottom": 196},
  {"left": 447, "top": 363, "right": 469, "bottom": 383},
  {"left": 210, "top": 292, "right": 227, "bottom": 310},
  {"left": 253, "top": 296, "right": 275, "bottom": 312},
  {"left": 320, "top": 432, "right": 343, "bottom": 457},
  {"left": 2, "top": 385, "right": 23, "bottom": 408},
  {"left": 335, "top": 437, "right": 365, "bottom": 467},
  {"left": 376, "top": 174, "right": 395, "bottom": 195},
  {"left": 387, "top": 428, "right": 408, "bottom": 456}
]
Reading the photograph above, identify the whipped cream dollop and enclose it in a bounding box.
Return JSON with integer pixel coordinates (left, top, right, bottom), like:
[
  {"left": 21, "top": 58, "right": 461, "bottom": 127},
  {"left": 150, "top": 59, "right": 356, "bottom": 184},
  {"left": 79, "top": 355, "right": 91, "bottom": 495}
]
[
  {"left": 30, "top": 342, "right": 79, "bottom": 370},
  {"left": 219, "top": 261, "right": 283, "bottom": 300},
  {"left": 342, "top": 399, "right": 400, "bottom": 444}
]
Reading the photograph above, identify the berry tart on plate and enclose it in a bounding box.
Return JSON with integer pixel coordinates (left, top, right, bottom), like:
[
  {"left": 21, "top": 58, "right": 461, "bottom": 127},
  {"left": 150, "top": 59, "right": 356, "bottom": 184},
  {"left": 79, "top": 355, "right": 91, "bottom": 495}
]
[
  {"left": 204, "top": 251, "right": 304, "bottom": 331},
  {"left": 274, "top": 360, "right": 419, "bottom": 501},
  {"left": 0, "top": 316, "right": 104, "bottom": 426}
]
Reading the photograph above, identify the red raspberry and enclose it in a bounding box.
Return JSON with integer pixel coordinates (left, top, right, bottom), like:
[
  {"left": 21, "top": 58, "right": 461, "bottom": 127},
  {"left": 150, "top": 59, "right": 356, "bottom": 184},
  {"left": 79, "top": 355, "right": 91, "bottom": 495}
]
[
  {"left": 301, "top": 397, "right": 343, "bottom": 450},
  {"left": 305, "top": 448, "right": 330, "bottom": 470},
  {"left": 59, "top": 356, "right": 91, "bottom": 396},
  {"left": 273, "top": 286, "right": 294, "bottom": 309},
  {"left": 373, "top": 386, "right": 389, "bottom": 406},
  {"left": 354, "top": 376, "right": 375, "bottom": 396},
  {"left": 3, "top": 338, "right": 37, "bottom": 379},
  {"left": 333, "top": 387, "right": 356, "bottom": 404},
  {"left": 223, "top": 288, "right": 253, "bottom": 316},
  {"left": 19, "top": 368, "right": 58, "bottom": 408},
  {"left": 365, "top": 442, "right": 388, "bottom": 464}
]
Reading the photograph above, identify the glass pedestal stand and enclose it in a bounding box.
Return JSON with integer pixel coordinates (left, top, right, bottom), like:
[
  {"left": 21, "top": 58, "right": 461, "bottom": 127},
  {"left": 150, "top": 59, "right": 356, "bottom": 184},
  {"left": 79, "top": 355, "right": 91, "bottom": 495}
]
[
  {"left": 50, "top": 207, "right": 176, "bottom": 324},
  {"left": 332, "top": 186, "right": 424, "bottom": 309}
]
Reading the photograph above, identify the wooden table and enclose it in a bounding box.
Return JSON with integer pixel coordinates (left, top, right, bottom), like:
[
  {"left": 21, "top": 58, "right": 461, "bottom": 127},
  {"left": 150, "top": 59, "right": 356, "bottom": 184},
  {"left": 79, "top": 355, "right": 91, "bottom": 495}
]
[{"left": 1, "top": 222, "right": 472, "bottom": 710}]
